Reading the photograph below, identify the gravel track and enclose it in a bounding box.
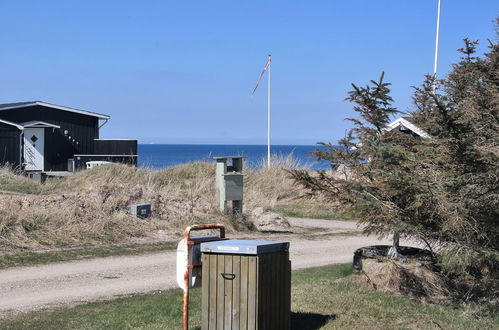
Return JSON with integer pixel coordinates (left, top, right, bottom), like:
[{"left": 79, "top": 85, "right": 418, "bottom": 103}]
[{"left": 0, "top": 218, "right": 407, "bottom": 315}]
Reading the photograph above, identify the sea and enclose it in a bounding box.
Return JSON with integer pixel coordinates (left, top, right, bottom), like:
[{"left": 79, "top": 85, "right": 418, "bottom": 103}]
[{"left": 138, "top": 144, "right": 329, "bottom": 170}]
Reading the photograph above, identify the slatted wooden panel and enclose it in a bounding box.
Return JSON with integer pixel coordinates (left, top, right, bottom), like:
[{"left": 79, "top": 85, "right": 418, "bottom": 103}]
[
  {"left": 202, "top": 251, "right": 290, "bottom": 330},
  {"left": 256, "top": 251, "right": 290, "bottom": 330}
]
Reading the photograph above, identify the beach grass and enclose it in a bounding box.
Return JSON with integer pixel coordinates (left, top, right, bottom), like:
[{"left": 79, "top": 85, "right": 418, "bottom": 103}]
[
  {"left": 0, "top": 160, "right": 342, "bottom": 253},
  {"left": 1, "top": 263, "right": 496, "bottom": 329}
]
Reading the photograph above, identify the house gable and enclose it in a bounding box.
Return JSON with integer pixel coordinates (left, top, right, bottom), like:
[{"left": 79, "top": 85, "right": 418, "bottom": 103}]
[{"left": 384, "top": 117, "right": 431, "bottom": 139}]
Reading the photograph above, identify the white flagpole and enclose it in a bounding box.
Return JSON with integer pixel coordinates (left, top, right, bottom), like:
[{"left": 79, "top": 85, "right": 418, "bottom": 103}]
[
  {"left": 267, "top": 54, "right": 271, "bottom": 167},
  {"left": 433, "top": 0, "right": 441, "bottom": 92}
]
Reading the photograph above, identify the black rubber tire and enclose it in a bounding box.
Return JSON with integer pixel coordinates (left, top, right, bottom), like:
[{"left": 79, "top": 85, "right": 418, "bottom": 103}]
[{"left": 352, "top": 245, "right": 434, "bottom": 273}]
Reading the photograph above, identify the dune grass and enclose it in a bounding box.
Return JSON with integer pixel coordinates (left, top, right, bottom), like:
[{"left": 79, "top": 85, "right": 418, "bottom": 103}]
[
  {"left": 1, "top": 264, "right": 496, "bottom": 329},
  {"left": 0, "top": 163, "right": 226, "bottom": 251},
  {"left": 0, "top": 160, "right": 339, "bottom": 253}
]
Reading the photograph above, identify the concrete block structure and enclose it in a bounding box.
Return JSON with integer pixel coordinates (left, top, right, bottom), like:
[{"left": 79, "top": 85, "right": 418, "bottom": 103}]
[{"left": 214, "top": 156, "right": 245, "bottom": 214}]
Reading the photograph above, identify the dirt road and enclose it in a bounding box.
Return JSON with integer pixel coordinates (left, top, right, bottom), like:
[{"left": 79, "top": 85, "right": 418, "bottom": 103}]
[{"left": 0, "top": 218, "right": 406, "bottom": 315}]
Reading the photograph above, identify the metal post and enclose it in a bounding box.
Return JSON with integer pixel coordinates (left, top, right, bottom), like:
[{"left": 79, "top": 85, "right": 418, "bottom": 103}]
[
  {"left": 182, "top": 224, "right": 226, "bottom": 330},
  {"left": 433, "top": 0, "right": 441, "bottom": 92},
  {"left": 183, "top": 233, "right": 190, "bottom": 330},
  {"left": 267, "top": 54, "right": 271, "bottom": 168}
]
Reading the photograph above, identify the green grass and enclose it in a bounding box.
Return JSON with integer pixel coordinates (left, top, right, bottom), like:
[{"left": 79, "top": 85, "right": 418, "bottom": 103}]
[
  {"left": 0, "top": 241, "right": 177, "bottom": 269},
  {"left": 274, "top": 203, "right": 357, "bottom": 221},
  {"left": 2, "top": 264, "right": 496, "bottom": 329},
  {"left": 0, "top": 178, "right": 44, "bottom": 195},
  {"left": 0, "top": 173, "right": 62, "bottom": 195}
]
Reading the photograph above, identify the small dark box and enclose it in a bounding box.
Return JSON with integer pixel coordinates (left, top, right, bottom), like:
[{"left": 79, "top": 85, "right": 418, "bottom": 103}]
[
  {"left": 29, "top": 172, "right": 47, "bottom": 184},
  {"left": 130, "top": 203, "right": 151, "bottom": 219}
]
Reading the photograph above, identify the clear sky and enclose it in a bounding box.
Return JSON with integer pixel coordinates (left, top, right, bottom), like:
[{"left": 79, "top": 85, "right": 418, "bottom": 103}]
[{"left": 0, "top": 1, "right": 497, "bottom": 144}]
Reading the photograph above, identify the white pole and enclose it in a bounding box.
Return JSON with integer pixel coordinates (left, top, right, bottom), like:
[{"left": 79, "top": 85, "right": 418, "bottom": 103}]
[
  {"left": 433, "top": 0, "right": 441, "bottom": 92},
  {"left": 267, "top": 54, "right": 271, "bottom": 168}
]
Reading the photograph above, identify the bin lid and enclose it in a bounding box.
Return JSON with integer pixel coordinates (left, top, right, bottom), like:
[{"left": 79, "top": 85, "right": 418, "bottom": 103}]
[{"left": 200, "top": 239, "right": 289, "bottom": 255}]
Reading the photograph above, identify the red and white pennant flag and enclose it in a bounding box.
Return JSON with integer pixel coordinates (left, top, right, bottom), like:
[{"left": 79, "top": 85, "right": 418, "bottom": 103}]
[{"left": 252, "top": 55, "right": 271, "bottom": 94}]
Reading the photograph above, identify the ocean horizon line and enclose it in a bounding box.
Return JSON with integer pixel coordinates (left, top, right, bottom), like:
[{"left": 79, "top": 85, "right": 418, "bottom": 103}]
[
  {"left": 138, "top": 143, "right": 321, "bottom": 146},
  {"left": 138, "top": 144, "right": 328, "bottom": 170}
]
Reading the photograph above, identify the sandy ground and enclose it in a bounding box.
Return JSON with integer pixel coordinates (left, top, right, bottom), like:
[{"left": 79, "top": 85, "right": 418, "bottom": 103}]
[{"left": 0, "top": 218, "right": 410, "bottom": 316}]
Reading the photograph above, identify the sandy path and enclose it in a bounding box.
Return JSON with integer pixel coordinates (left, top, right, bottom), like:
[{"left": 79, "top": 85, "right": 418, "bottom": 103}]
[{"left": 0, "top": 218, "right": 404, "bottom": 315}]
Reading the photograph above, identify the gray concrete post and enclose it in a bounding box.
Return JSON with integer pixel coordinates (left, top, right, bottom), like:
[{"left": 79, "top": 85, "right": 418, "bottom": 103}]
[{"left": 214, "top": 156, "right": 245, "bottom": 214}]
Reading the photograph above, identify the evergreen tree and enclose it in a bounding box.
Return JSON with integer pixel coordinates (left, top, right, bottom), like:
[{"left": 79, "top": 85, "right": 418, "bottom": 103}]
[{"left": 290, "top": 23, "right": 498, "bottom": 277}]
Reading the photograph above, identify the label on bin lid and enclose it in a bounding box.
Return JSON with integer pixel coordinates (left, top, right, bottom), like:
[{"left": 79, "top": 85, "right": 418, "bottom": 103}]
[
  {"left": 218, "top": 246, "right": 239, "bottom": 251},
  {"left": 201, "top": 239, "right": 289, "bottom": 255}
]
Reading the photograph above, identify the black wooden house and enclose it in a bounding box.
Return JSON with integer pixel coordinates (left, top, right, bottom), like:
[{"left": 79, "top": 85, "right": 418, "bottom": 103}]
[{"left": 0, "top": 101, "right": 137, "bottom": 172}]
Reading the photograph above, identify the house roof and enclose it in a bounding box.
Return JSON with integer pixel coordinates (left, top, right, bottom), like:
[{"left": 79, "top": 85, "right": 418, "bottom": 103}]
[
  {"left": 385, "top": 117, "right": 431, "bottom": 138},
  {"left": 0, "top": 101, "right": 110, "bottom": 120},
  {"left": 0, "top": 119, "right": 24, "bottom": 130}
]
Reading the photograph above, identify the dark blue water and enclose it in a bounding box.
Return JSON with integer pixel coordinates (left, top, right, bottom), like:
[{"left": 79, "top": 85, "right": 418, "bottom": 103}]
[{"left": 138, "top": 144, "right": 329, "bottom": 170}]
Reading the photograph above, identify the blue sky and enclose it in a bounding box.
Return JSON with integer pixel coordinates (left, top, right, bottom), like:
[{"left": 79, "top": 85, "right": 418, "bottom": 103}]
[{"left": 0, "top": 1, "right": 496, "bottom": 144}]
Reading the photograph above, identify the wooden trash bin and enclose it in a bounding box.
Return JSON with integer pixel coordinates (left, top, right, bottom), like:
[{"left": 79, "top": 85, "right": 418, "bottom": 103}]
[{"left": 200, "top": 240, "right": 291, "bottom": 330}]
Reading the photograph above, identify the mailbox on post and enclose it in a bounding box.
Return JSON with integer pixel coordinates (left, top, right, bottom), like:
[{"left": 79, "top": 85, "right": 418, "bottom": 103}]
[
  {"left": 214, "top": 156, "right": 245, "bottom": 214},
  {"left": 177, "top": 224, "right": 227, "bottom": 330}
]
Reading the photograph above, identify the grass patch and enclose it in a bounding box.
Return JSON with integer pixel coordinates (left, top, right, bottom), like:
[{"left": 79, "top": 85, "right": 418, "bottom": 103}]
[
  {"left": 0, "top": 175, "right": 58, "bottom": 195},
  {"left": 274, "top": 203, "right": 357, "bottom": 221},
  {"left": 1, "top": 289, "right": 197, "bottom": 330},
  {"left": 0, "top": 241, "right": 177, "bottom": 269},
  {"left": 2, "top": 264, "right": 496, "bottom": 329}
]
